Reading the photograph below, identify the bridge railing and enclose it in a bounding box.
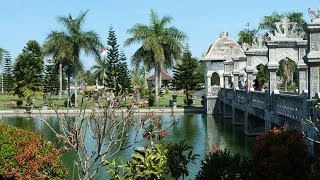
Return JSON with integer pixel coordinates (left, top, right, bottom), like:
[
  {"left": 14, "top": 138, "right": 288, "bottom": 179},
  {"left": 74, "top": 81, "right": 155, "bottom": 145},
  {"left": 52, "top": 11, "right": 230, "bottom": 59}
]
[
  {"left": 250, "top": 91, "right": 268, "bottom": 109},
  {"left": 225, "top": 88, "right": 234, "bottom": 100},
  {"left": 272, "top": 93, "right": 308, "bottom": 121},
  {"left": 235, "top": 89, "right": 247, "bottom": 105}
]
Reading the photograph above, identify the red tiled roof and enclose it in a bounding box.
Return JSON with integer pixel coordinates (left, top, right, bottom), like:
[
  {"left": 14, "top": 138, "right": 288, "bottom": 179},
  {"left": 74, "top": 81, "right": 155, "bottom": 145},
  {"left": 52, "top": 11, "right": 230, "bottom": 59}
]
[{"left": 147, "top": 71, "right": 173, "bottom": 81}]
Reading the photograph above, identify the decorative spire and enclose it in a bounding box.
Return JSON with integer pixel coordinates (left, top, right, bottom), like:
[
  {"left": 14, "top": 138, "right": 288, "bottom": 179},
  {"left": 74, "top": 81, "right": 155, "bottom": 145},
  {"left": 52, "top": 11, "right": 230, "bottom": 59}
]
[{"left": 308, "top": 8, "right": 320, "bottom": 22}]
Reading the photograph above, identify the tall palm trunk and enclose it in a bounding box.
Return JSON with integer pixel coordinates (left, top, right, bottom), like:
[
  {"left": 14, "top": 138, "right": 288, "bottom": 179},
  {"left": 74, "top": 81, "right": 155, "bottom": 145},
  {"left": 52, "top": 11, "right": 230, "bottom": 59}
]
[
  {"left": 59, "top": 63, "right": 62, "bottom": 100},
  {"left": 74, "top": 68, "right": 78, "bottom": 107},
  {"left": 155, "top": 66, "right": 159, "bottom": 106},
  {"left": 68, "top": 75, "right": 71, "bottom": 108}
]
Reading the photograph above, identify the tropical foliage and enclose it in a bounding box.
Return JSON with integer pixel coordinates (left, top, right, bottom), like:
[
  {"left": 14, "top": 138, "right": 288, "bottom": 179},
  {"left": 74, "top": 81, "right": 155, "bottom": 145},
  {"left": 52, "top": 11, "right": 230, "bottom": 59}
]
[
  {"left": 252, "top": 127, "right": 313, "bottom": 179},
  {"left": 12, "top": 40, "right": 44, "bottom": 105},
  {"left": 0, "top": 124, "right": 67, "bottom": 179},
  {"left": 196, "top": 148, "right": 253, "bottom": 180},
  {"left": 238, "top": 27, "right": 258, "bottom": 45},
  {"left": 259, "top": 11, "right": 306, "bottom": 36},
  {"left": 44, "top": 10, "right": 102, "bottom": 107},
  {"left": 173, "top": 47, "right": 203, "bottom": 106},
  {"left": 125, "top": 9, "right": 187, "bottom": 106}
]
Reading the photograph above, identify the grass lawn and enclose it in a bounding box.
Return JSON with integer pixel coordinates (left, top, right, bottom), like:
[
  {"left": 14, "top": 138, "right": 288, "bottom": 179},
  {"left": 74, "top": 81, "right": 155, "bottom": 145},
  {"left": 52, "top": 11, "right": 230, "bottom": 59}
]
[{"left": 0, "top": 90, "right": 204, "bottom": 110}]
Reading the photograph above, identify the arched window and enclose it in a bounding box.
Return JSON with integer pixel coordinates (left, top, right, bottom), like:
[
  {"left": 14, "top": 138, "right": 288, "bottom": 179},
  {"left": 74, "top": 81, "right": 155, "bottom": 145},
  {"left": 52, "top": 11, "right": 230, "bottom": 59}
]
[{"left": 211, "top": 72, "right": 220, "bottom": 86}]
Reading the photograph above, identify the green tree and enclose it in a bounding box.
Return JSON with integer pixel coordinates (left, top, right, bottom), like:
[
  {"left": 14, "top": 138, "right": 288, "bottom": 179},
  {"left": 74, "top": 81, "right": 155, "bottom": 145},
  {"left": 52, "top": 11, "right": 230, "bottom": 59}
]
[
  {"left": 238, "top": 23, "right": 258, "bottom": 45},
  {"left": 44, "top": 10, "right": 102, "bottom": 107},
  {"left": 3, "top": 51, "right": 13, "bottom": 93},
  {"left": 105, "top": 26, "right": 120, "bottom": 91},
  {"left": 80, "top": 70, "right": 96, "bottom": 86},
  {"left": 131, "top": 67, "right": 147, "bottom": 89},
  {"left": 91, "top": 56, "right": 107, "bottom": 86},
  {"left": 117, "top": 51, "right": 132, "bottom": 93},
  {"left": 43, "top": 59, "right": 59, "bottom": 95},
  {"left": 125, "top": 9, "right": 187, "bottom": 106},
  {"left": 256, "top": 64, "right": 268, "bottom": 87},
  {"left": 173, "top": 47, "right": 202, "bottom": 106},
  {"left": 278, "top": 58, "right": 296, "bottom": 91},
  {"left": 13, "top": 40, "right": 44, "bottom": 105}
]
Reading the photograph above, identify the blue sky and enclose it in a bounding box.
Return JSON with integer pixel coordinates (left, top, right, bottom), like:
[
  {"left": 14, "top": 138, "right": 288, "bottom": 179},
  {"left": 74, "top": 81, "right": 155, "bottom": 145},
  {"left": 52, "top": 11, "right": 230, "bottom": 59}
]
[{"left": 0, "top": 0, "right": 319, "bottom": 70}]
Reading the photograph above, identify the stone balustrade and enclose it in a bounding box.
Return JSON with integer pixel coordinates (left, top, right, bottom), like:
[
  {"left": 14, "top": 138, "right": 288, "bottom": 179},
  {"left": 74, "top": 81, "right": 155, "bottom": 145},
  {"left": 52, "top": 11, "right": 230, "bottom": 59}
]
[
  {"left": 250, "top": 91, "right": 268, "bottom": 109},
  {"left": 225, "top": 88, "right": 234, "bottom": 100},
  {"left": 273, "top": 93, "right": 308, "bottom": 121},
  {"left": 235, "top": 89, "right": 247, "bottom": 104}
]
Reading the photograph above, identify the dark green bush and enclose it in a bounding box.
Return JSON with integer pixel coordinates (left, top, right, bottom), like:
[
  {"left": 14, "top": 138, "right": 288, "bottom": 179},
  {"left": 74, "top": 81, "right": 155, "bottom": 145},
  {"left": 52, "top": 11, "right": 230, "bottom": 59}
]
[
  {"left": 148, "top": 93, "right": 156, "bottom": 106},
  {"left": 16, "top": 100, "right": 23, "bottom": 107},
  {"left": 0, "top": 124, "right": 67, "bottom": 179},
  {"left": 252, "top": 127, "right": 313, "bottom": 179},
  {"left": 196, "top": 149, "right": 253, "bottom": 180},
  {"left": 183, "top": 98, "right": 193, "bottom": 106},
  {"left": 141, "top": 88, "right": 150, "bottom": 98}
]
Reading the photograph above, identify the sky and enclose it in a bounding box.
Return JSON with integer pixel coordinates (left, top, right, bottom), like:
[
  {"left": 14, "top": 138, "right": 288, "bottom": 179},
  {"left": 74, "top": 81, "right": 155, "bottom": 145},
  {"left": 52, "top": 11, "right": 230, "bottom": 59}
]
[{"left": 0, "top": 0, "right": 319, "bottom": 71}]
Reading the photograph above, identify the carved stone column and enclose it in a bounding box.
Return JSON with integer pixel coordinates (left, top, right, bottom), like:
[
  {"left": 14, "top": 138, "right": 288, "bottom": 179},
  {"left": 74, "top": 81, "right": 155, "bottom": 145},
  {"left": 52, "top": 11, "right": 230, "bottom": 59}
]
[
  {"left": 297, "top": 62, "right": 308, "bottom": 94},
  {"left": 252, "top": 69, "right": 258, "bottom": 81},
  {"left": 233, "top": 70, "right": 240, "bottom": 89},
  {"left": 267, "top": 61, "right": 279, "bottom": 94},
  {"left": 306, "top": 21, "right": 320, "bottom": 98}
]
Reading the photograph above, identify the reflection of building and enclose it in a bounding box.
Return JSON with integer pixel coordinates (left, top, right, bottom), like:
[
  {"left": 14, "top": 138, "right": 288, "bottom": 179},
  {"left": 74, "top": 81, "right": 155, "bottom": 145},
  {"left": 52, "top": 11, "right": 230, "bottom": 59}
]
[{"left": 147, "top": 71, "right": 173, "bottom": 88}]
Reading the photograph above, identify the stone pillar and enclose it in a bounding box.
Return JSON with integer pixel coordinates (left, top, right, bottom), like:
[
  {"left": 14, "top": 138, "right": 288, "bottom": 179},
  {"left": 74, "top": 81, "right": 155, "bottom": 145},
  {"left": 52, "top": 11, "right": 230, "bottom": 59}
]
[
  {"left": 245, "top": 67, "right": 254, "bottom": 92},
  {"left": 297, "top": 62, "right": 308, "bottom": 94},
  {"left": 224, "top": 73, "right": 230, "bottom": 88},
  {"left": 267, "top": 61, "right": 279, "bottom": 94},
  {"left": 252, "top": 69, "right": 258, "bottom": 81},
  {"left": 205, "top": 74, "right": 212, "bottom": 95},
  {"left": 306, "top": 22, "right": 320, "bottom": 98},
  {"left": 233, "top": 70, "right": 240, "bottom": 90}
]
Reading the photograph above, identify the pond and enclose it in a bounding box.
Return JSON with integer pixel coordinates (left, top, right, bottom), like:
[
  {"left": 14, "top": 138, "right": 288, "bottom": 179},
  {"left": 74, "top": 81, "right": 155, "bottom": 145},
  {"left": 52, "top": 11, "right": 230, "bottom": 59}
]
[{"left": 1, "top": 113, "right": 255, "bottom": 179}]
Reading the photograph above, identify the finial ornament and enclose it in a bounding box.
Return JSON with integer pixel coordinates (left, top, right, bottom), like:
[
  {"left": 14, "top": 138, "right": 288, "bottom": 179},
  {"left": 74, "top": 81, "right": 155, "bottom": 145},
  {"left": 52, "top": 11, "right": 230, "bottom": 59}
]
[
  {"left": 267, "top": 17, "right": 302, "bottom": 40},
  {"left": 308, "top": 8, "right": 320, "bottom": 22}
]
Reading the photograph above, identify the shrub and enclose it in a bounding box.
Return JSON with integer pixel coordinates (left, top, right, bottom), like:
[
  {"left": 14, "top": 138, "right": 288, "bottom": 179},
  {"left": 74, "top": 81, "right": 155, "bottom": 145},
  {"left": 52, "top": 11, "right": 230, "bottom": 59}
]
[
  {"left": 148, "top": 93, "right": 156, "bottom": 106},
  {"left": 183, "top": 98, "right": 193, "bottom": 106},
  {"left": 106, "top": 141, "right": 198, "bottom": 180},
  {"left": 16, "top": 100, "right": 23, "bottom": 107},
  {"left": 141, "top": 88, "right": 150, "bottom": 98},
  {"left": 0, "top": 124, "right": 67, "bottom": 179},
  {"left": 252, "top": 127, "right": 313, "bottom": 179},
  {"left": 196, "top": 148, "right": 253, "bottom": 180}
]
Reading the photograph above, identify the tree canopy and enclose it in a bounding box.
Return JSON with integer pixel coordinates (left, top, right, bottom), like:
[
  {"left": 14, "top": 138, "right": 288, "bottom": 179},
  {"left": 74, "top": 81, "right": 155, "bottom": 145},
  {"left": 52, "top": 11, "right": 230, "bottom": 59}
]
[
  {"left": 13, "top": 40, "right": 44, "bottom": 104},
  {"left": 125, "top": 9, "right": 187, "bottom": 105}
]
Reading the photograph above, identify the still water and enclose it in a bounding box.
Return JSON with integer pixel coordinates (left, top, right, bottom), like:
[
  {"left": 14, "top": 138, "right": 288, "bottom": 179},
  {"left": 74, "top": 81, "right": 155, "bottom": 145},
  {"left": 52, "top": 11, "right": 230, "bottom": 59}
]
[{"left": 1, "top": 113, "right": 255, "bottom": 179}]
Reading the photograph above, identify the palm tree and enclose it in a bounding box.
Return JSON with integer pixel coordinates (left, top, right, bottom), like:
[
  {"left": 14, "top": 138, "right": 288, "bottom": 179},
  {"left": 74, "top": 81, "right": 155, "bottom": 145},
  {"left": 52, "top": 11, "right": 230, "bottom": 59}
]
[
  {"left": 44, "top": 10, "right": 102, "bottom": 107},
  {"left": 125, "top": 9, "right": 187, "bottom": 105},
  {"left": 91, "top": 57, "right": 108, "bottom": 86}
]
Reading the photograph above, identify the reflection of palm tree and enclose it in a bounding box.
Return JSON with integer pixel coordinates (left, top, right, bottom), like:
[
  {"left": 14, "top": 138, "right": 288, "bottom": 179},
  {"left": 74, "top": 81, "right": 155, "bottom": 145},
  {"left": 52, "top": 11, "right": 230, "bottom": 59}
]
[
  {"left": 44, "top": 10, "right": 102, "bottom": 107},
  {"left": 125, "top": 10, "right": 187, "bottom": 106}
]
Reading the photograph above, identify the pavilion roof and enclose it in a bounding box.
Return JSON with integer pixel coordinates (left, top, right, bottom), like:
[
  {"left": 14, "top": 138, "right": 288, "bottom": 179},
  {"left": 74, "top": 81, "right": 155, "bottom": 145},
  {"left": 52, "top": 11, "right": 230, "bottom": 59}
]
[{"left": 147, "top": 71, "right": 173, "bottom": 81}]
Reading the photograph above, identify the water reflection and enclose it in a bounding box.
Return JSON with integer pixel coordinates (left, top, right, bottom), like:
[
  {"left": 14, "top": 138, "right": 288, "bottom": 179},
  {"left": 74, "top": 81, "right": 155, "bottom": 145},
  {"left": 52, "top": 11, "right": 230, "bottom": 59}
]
[{"left": 1, "top": 113, "right": 254, "bottom": 179}]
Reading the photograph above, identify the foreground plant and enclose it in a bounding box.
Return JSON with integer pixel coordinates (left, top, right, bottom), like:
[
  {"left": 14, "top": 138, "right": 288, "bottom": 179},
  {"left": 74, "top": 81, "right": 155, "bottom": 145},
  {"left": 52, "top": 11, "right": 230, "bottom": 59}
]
[
  {"left": 0, "top": 124, "right": 67, "bottom": 179},
  {"left": 106, "top": 141, "right": 198, "bottom": 180},
  {"left": 252, "top": 127, "right": 313, "bottom": 179},
  {"left": 196, "top": 146, "right": 253, "bottom": 180}
]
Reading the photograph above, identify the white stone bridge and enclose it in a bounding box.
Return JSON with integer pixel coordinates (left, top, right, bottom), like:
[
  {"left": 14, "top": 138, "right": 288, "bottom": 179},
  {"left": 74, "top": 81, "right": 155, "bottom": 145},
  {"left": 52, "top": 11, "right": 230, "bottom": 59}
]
[{"left": 202, "top": 9, "right": 320, "bottom": 150}]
